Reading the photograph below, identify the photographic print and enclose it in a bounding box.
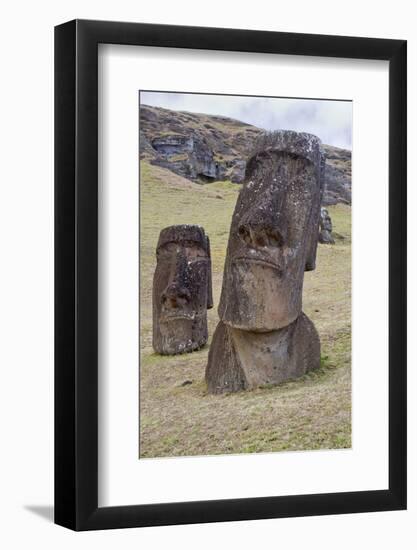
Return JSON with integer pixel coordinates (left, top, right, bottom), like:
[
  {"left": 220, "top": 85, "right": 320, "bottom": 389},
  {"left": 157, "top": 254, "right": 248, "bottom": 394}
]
[{"left": 139, "top": 91, "right": 352, "bottom": 459}]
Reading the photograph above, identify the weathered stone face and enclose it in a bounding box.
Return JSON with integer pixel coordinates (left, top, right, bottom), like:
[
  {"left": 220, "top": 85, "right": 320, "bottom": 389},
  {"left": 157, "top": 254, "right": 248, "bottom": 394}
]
[
  {"left": 219, "top": 131, "right": 325, "bottom": 332},
  {"left": 206, "top": 131, "right": 324, "bottom": 393},
  {"left": 152, "top": 225, "right": 213, "bottom": 355},
  {"left": 319, "top": 207, "right": 335, "bottom": 244}
]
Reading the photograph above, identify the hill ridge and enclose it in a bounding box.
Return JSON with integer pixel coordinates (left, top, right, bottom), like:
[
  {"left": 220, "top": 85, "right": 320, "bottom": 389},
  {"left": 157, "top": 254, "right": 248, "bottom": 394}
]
[{"left": 140, "top": 104, "right": 351, "bottom": 205}]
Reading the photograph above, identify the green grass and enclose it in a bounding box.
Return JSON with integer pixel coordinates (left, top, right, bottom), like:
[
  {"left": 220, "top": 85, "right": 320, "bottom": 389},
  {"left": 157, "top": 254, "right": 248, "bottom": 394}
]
[
  {"left": 139, "top": 160, "right": 351, "bottom": 458},
  {"left": 167, "top": 153, "right": 189, "bottom": 162}
]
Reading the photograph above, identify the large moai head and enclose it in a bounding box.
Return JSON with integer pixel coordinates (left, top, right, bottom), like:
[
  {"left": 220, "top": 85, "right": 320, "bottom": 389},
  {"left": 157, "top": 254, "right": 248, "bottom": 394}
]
[
  {"left": 152, "top": 224, "right": 213, "bottom": 355},
  {"left": 218, "top": 131, "right": 325, "bottom": 332}
]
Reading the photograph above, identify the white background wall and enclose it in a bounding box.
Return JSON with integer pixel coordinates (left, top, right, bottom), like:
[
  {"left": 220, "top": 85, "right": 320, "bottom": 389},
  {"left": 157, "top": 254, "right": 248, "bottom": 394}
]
[{"left": 0, "top": 0, "right": 415, "bottom": 547}]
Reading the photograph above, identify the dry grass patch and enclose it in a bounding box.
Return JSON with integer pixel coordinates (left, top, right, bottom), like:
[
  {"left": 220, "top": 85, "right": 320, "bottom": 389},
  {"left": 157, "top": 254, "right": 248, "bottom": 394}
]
[{"left": 139, "top": 161, "right": 351, "bottom": 458}]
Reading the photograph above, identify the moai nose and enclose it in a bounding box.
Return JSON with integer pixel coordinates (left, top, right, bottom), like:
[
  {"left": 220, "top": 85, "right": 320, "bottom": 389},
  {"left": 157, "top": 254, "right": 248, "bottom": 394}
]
[
  {"left": 238, "top": 222, "right": 285, "bottom": 248},
  {"left": 237, "top": 198, "right": 287, "bottom": 249},
  {"left": 162, "top": 283, "right": 191, "bottom": 309}
]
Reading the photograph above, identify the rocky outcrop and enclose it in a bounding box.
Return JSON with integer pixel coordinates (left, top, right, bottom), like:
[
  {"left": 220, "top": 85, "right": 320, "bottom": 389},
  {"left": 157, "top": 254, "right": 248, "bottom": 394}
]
[
  {"left": 140, "top": 104, "right": 259, "bottom": 185},
  {"left": 140, "top": 104, "right": 351, "bottom": 204},
  {"left": 149, "top": 134, "right": 223, "bottom": 182},
  {"left": 321, "top": 145, "right": 351, "bottom": 205}
]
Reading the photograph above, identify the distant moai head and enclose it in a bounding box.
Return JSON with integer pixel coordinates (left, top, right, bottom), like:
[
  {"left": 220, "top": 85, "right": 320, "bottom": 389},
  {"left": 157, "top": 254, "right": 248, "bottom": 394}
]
[
  {"left": 319, "top": 207, "right": 335, "bottom": 244},
  {"left": 320, "top": 207, "right": 332, "bottom": 232},
  {"left": 152, "top": 225, "right": 213, "bottom": 355},
  {"left": 218, "top": 131, "right": 325, "bottom": 332}
]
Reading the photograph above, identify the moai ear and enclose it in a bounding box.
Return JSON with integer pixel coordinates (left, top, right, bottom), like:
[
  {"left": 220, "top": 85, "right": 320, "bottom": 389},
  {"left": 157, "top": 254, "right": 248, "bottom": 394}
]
[
  {"left": 206, "top": 235, "right": 213, "bottom": 309},
  {"left": 305, "top": 152, "right": 326, "bottom": 271},
  {"left": 304, "top": 215, "right": 320, "bottom": 271}
]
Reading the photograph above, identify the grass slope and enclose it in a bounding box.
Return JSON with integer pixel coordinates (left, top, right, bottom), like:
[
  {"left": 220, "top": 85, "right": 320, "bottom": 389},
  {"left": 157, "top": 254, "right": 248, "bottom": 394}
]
[{"left": 140, "top": 161, "right": 351, "bottom": 458}]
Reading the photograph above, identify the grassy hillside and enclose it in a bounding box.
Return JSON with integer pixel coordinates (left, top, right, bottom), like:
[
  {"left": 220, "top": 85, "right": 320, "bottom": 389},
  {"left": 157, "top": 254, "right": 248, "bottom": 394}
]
[
  {"left": 139, "top": 161, "right": 351, "bottom": 458},
  {"left": 140, "top": 104, "right": 352, "bottom": 204},
  {"left": 140, "top": 103, "right": 261, "bottom": 161}
]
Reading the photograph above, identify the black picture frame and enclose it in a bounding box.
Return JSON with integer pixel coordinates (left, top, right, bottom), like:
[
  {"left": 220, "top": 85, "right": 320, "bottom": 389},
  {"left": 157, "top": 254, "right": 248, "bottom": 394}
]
[{"left": 55, "top": 19, "right": 407, "bottom": 531}]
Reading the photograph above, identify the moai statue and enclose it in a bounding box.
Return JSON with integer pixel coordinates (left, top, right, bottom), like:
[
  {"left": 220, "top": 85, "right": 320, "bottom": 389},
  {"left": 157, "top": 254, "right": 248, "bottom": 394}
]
[
  {"left": 206, "top": 131, "right": 325, "bottom": 393},
  {"left": 319, "top": 207, "right": 335, "bottom": 244},
  {"left": 152, "top": 224, "right": 213, "bottom": 355}
]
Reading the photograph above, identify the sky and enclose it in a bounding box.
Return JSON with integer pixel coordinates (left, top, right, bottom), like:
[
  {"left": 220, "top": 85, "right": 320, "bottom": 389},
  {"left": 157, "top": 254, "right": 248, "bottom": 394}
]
[{"left": 140, "top": 91, "right": 352, "bottom": 150}]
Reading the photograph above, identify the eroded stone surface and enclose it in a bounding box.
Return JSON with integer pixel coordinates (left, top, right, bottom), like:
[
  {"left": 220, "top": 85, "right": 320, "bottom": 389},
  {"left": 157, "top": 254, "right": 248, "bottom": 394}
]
[
  {"left": 219, "top": 131, "right": 325, "bottom": 332},
  {"left": 152, "top": 225, "right": 213, "bottom": 355},
  {"left": 150, "top": 134, "right": 222, "bottom": 182},
  {"left": 319, "top": 207, "right": 335, "bottom": 244},
  {"left": 206, "top": 130, "right": 323, "bottom": 392},
  {"left": 206, "top": 314, "right": 320, "bottom": 394}
]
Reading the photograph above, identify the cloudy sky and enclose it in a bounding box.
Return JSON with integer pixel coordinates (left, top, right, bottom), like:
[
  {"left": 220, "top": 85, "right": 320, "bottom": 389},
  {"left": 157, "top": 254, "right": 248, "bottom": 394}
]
[{"left": 141, "top": 91, "right": 352, "bottom": 150}]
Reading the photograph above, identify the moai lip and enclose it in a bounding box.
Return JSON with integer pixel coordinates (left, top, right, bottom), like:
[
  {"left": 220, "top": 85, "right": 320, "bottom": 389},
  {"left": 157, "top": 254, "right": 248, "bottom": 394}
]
[
  {"left": 152, "top": 225, "right": 213, "bottom": 355},
  {"left": 319, "top": 207, "right": 335, "bottom": 244},
  {"left": 206, "top": 130, "right": 325, "bottom": 393}
]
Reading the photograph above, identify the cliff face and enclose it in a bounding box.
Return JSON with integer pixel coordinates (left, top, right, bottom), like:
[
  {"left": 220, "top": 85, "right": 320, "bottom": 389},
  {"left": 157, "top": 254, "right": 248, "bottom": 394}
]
[
  {"left": 321, "top": 144, "right": 352, "bottom": 205},
  {"left": 140, "top": 104, "right": 351, "bottom": 205}
]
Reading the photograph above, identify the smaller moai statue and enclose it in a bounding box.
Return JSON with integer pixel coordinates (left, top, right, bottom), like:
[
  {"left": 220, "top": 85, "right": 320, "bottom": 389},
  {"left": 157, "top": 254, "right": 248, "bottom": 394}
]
[
  {"left": 319, "top": 207, "right": 335, "bottom": 244},
  {"left": 152, "top": 225, "right": 213, "bottom": 355}
]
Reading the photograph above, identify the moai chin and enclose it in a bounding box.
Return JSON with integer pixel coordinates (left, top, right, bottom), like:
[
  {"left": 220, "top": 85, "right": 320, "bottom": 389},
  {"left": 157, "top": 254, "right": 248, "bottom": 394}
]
[
  {"left": 319, "top": 207, "right": 335, "bottom": 244},
  {"left": 152, "top": 225, "right": 213, "bottom": 355},
  {"left": 206, "top": 130, "right": 325, "bottom": 393}
]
